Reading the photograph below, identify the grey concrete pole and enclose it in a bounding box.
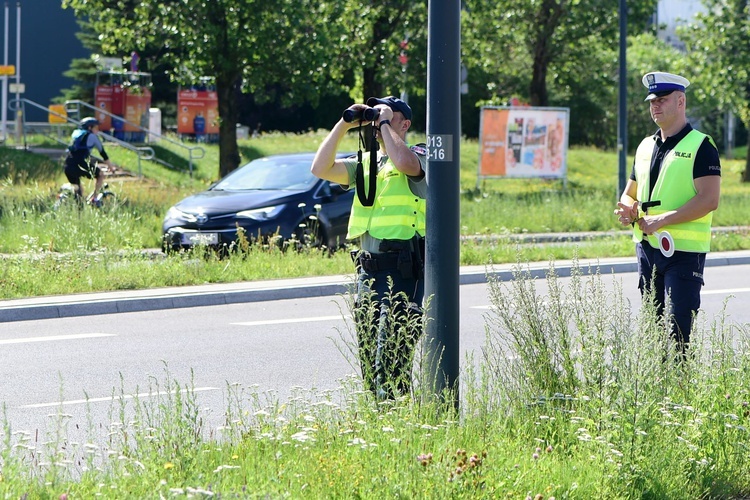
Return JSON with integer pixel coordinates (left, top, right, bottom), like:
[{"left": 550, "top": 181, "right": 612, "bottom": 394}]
[
  {"left": 618, "top": 0, "right": 628, "bottom": 195},
  {"left": 425, "top": 0, "right": 461, "bottom": 407},
  {"left": 2, "top": 2, "right": 8, "bottom": 141}
]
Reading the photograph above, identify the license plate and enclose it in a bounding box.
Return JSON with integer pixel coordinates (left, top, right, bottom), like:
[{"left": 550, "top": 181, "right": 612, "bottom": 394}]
[{"left": 182, "top": 232, "right": 219, "bottom": 245}]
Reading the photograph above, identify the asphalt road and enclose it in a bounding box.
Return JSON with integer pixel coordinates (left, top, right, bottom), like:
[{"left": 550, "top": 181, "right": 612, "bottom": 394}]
[{"left": 2, "top": 255, "right": 750, "bottom": 447}]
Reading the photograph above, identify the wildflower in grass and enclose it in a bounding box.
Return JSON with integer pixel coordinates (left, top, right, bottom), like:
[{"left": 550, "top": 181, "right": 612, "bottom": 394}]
[
  {"left": 348, "top": 437, "right": 367, "bottom": 446},
  {"left": 532, "top": 452, "right": 540, "bottom": 460},
  {"left": 417, "top": 453, "right": 433, "bottom": 466},
  {"left": 213, "top": 465, "right": 241, "bottom": 473},
  {"left": 546, "top": 445, "right": 553, "bottom": 453},
  {"left": 164, "top": 462, "right": 174, "bottom": 470},
  {"left": 291, "top": 431, "right": 314, "bottom": 443}
]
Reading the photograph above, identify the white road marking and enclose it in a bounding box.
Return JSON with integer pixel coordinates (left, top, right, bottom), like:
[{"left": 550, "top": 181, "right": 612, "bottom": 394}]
[
  {"left": 19, "top": 387, "right": 220, "bottom": 409},
  {"left": 232, "top": 315, "right": 348, "bottom": 326},
  {"left": 703, "top": 288, "right": 750, "bottom": 295},
  {"left": 0, "top": 333, "right": 116, "bottom": 345}
]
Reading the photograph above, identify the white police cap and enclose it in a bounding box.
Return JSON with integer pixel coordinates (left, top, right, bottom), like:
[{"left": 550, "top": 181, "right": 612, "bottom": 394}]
[{"left": 642, "top": 72, "right": 690, "bottom": 101}]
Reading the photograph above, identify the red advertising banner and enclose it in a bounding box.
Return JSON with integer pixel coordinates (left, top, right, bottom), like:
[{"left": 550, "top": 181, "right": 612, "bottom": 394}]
[
  {"left": 95, "top": 85, "right": 151, "bottom": 135},
  {"left": 478, "top": 107, "right": 569, "bottom": 181},
  {"left": 177, "top": 89, "right": 219, "bottom": 135},
  {"left": 94, "top": 85, "right": 113, "bottom": 130},
  {"left": 123, "top": 88, "right": 152, "bottom": 132}
]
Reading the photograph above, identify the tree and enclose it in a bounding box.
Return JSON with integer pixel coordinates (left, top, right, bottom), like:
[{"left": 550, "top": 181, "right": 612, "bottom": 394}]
[
  {"left": 335, "top": 2, "right": 427, "bottom": 106},
  {"left": 679, "top": 0, "right": 750, "bottom": 182},
  {"left": 58, "top": 18, "right": 176, "bottom": 115},
  {"left": 63, "top": 0, "right": 344, "bottom": 178},
  {"left": 625, "top": 34, "right": 686, "bottom": 151},
  {"left": 463, "top": 0, "right": 657, "bottom": 107},
  {"left": 460, "top": 0, "right": 661, "bottom": 145}
]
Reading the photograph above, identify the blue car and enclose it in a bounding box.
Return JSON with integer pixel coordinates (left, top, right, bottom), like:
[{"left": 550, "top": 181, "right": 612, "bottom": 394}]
[{"left": 162, "top": 153, "right": 354, "bottom": 252}]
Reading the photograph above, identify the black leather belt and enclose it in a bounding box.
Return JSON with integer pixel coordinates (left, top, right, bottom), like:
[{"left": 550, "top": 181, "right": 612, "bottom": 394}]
[{"left": 351, "top": 251, "right": 401, "bottom": 272}]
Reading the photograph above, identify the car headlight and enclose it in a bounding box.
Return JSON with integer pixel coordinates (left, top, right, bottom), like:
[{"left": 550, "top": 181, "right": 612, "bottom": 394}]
[
  {"left": 236, "top": 204, "right": 285, "bottom": 221},
  {"left": 165, "top": 206, "right": 197, "bottom": 223}
]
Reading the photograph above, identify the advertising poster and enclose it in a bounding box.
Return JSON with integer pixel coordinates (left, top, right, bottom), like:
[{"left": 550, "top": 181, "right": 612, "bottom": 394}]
[
  {"left": 478, "top": 107, "right": 569, "bottom": 182},
  {"left": 177, "top": 88, "right": 219, "bottom": 135},
  {"left": 94, "top": 85, "right": 113, "bottom": 130},
  {"left": 123, "top": 87, "right": 152, "bottom": 133}
]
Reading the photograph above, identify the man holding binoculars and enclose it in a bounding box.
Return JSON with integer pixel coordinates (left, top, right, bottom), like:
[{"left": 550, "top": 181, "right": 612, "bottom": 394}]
[{"left": 311, "top": 96, "right": 427, "bottom": 401}]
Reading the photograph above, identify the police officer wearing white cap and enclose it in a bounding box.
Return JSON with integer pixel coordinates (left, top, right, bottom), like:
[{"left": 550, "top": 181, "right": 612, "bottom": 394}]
[{"left": 614, "top": 71, "right": 721, "bottom": 355}]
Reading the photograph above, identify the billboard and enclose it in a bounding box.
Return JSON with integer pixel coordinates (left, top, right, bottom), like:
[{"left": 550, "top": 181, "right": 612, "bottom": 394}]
[
  {"left": 123, "top": 87, "right": 152, "bottom": 133},
  {"left": 177, "top": 88, "right": 219, "bottom": 136},
  {"left": 94, "top": 85, "right": 115, "bottom": 130},
  {"left": 478, "top": 106, "right": 569, "bottom": 182},
  {"left": 94, "top": 85, "right": 151, "bottom": 140}
]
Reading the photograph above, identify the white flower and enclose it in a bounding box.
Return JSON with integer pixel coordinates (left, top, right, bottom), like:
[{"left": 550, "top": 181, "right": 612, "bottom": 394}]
[
  {"left": 348, "top": 437, "right": 367, "bottom": 446},
  {"left": 213, "top": 465, "right": 241, "bottom": 473}
]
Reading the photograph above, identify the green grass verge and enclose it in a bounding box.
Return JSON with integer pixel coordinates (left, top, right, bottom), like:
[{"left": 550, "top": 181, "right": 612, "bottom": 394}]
[
  {"left": 1, "top": 265, "right": 748, "bottom": 498},
  {"left": 1, "top": 133, "right": 749, "bottom": 299}
]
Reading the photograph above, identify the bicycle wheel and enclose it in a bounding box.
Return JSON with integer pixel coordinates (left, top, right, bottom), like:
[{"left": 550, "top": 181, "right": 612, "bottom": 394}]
[{"left": 91, "top": 190, "right": 116, "bottom": 208}]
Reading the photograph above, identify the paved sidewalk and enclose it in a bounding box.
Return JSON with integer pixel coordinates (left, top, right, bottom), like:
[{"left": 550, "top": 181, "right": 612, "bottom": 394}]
[{"left": 3, "top": 250, "right": 750, "bottom": 323}]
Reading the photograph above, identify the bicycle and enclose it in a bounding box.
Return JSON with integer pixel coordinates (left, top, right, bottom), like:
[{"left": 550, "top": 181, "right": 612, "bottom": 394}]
[
  {"left": 54, "top": 181, "right": 117, "bottom": 209},
  {"left": 54, "top": 159, "right": 118, "bottom": 210}
]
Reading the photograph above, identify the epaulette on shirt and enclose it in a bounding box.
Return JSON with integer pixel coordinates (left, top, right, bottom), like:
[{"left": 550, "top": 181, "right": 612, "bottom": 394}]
[{"left": 411, "top": 144, "right": 427, "bottom": 156}]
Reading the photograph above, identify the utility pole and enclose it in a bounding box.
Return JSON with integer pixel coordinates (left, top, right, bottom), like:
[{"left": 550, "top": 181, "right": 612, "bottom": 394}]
[
  {"left": 617, "top": 0, "right": 627, "bottom": 195},
  {"left": 425, "top": 0, "right": 461, "bottom": 407},
  {"left": 1, "top": 2, "right": 8, "bottom": 142},
  {"left": 13, "top": 0, "right": 20, "bottom": 143}
]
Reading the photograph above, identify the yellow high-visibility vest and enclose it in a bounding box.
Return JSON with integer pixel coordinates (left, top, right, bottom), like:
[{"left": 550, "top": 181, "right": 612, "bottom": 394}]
[
  {"left": 347, "top": 155, "right": 426, "bottom": 240},
  {"left": 633, "top": 130, "right": 715, "bottom": 252}
]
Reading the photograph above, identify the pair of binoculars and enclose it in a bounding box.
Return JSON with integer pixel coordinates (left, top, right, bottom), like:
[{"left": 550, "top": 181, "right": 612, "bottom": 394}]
[{"left": 342, "top": 105, "right": 381, "bottom": 123}]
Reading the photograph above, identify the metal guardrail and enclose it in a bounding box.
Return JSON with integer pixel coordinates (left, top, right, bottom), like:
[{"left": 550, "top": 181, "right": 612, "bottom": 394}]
[{"left": 64, "top": 100, "right": 205, "bottom": 177}]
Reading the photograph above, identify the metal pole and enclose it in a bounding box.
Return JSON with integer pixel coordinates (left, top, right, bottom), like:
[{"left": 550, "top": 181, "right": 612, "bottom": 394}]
[
  {"left": 13, "top": 0, "right": 19, "bottom": 144},
  {"left": 1, "top": 2, "right": 8, "bottom": 141},
  {"left": 617, "top": 0, "right": 627, "bottom": 195},
  {"left": 425, "top": 0, "right": 461, "bottom": 407}
]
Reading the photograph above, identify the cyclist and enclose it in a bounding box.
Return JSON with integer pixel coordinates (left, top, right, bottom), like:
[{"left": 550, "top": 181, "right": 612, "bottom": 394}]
[{"left": 64, "top": 117, "right": 114, "bottom": 202}]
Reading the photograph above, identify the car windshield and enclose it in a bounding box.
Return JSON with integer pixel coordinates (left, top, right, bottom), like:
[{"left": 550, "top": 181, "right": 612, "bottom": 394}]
[{"left": 212, "top": 156, "right": 318, "bottom": 191}]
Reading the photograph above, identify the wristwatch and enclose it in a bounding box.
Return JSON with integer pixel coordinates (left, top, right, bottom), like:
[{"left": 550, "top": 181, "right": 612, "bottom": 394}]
[{"left": 378, "top": 120, "right": 391, "bottom": 129}]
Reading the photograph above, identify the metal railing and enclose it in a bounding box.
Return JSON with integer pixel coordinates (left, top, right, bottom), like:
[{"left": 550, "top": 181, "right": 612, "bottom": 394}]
[
  {"left": 9, "top": 98, "right": 157, "bottom": 177},
  {"left": 65, "top": 100, "right": 205, "bottom": 177}
]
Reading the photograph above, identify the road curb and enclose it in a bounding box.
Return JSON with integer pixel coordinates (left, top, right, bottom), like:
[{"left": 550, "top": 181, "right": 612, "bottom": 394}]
[{"left": 2, "top": 251, "right": 750, "bottom": 323}]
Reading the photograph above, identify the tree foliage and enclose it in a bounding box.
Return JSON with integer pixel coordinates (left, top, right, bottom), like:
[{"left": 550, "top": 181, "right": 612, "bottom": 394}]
[
  {"left": 62, "top": 0, "right": 345, "bottom": 177},
  {"left": 679, "top": 0, "right": 750, "bottom": 181},
  {"left": 461, "top": 0, "right": 659, "bottom": 147},
  {"left": 462, "top": 0, "right": 658, "bottom": 105},
  {"left": 59, "top": 0, "right": 750, "bottom": 171},
  {"left": 333, "top": 1, "right": 427, "bottom": 104}
]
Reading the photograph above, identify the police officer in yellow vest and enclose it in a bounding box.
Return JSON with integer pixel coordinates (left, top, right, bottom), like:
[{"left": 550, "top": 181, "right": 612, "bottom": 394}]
[
  {"left": 615, "top": 72, "right": 721, "bottom": 352},
  {"left": 312, "top": 96, "right": 426, "bottom": 400}
]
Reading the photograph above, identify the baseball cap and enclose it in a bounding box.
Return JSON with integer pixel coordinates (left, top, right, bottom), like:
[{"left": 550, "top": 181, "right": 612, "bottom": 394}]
[
  {"left": 366, "top": 96, "right": 412, "bottom": 120},
  {"left": 642, "top": 71, "right": 690, "bottom": 101}
]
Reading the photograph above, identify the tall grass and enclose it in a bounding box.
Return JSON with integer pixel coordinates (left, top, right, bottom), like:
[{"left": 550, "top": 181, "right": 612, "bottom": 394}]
[
  {"left": 2, "top": 135, "right": 750, "bottom": 299},
  {"left": 2, "top": 262, "right": 748, "bottom": 498}
]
